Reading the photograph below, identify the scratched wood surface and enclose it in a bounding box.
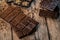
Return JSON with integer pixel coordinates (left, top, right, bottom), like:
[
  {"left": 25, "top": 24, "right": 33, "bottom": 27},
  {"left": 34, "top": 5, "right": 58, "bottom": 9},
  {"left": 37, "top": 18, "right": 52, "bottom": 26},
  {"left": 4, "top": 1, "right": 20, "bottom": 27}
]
[{"left": 0, "top": 0, "right": 60, "bottom": 40}]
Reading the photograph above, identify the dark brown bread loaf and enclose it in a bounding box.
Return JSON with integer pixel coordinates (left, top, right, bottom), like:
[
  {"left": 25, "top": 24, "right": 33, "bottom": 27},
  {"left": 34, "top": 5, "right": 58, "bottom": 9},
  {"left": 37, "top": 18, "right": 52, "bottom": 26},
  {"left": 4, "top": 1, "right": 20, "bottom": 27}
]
[{"left": 0, "top": 6, "right": 38, "bottom": 38}]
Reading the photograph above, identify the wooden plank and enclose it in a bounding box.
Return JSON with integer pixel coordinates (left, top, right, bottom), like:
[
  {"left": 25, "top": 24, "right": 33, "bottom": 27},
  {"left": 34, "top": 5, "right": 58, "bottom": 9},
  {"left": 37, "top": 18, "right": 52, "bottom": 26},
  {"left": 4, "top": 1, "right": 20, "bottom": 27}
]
[
  {"left": 0, "top": 18, "right": 12, "bottom": 40},
  {"left": 46, "top": 17, "right": 60, "bottom": 40},
  {"left": 33, "top": 13, "right": 49, "bottom": 40},
  {"left": 46, "top": 4, "right": 60, "bottom": 40}
]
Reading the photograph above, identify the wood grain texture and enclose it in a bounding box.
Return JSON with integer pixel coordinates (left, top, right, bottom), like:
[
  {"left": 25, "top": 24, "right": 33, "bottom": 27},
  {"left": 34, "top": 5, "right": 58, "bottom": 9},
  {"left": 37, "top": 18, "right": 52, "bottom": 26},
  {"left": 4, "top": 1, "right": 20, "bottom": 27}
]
[
  {"left": 0, "top": 18, "right": 12, "bottom": 40},
  {"left": 0, "top": 0, "right": 60, "bottom": 40},
  {"left": 46, "top": 17, "right": 60, "bottom": 40}
]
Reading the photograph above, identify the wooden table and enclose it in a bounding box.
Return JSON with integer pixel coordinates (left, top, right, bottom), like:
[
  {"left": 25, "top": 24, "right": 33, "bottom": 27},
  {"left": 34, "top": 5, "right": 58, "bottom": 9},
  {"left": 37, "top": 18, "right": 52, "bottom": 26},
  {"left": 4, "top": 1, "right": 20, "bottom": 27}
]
[{"left": 0, "top": 0, "right": 60, "bottom": 40}]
